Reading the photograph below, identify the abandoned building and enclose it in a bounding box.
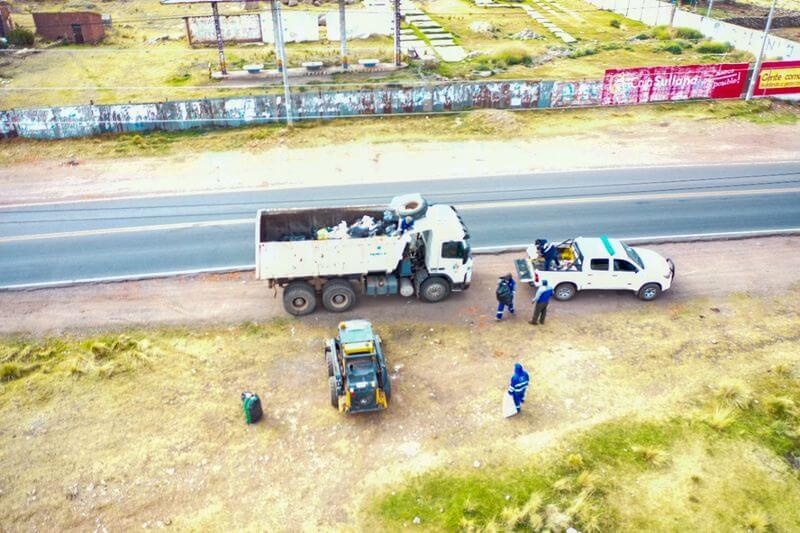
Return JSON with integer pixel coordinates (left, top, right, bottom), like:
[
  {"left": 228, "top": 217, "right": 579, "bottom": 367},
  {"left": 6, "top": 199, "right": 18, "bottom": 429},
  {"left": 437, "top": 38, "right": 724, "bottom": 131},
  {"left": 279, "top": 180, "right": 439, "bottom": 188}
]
[{"left": 32, "top": 12, "right": 105, "bottom": 44}]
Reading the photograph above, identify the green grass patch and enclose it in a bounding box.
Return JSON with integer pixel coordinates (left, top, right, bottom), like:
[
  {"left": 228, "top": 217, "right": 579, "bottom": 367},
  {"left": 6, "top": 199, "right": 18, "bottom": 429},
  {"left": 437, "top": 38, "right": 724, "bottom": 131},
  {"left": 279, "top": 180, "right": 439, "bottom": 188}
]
[
  {"left": 376, "top": 369, "right": 800, "bottom": 531},
  {"left": 697, "top": 41, "right": 734, "bottom": 54}
]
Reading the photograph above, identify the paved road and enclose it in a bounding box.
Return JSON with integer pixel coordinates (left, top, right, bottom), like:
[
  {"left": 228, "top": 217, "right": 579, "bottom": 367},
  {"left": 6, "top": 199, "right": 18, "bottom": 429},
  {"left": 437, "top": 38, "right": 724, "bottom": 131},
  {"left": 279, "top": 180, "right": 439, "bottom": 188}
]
[{"left": 1, "top": 161, "right": 799, "bottom": 288}]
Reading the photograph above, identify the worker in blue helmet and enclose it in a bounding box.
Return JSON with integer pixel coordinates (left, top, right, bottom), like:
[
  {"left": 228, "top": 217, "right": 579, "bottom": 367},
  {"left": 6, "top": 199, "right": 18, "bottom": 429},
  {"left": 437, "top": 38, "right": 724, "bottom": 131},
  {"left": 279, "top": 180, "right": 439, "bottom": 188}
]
[{"left": 508, "top": 363, "right": 530, "bottom": 413}]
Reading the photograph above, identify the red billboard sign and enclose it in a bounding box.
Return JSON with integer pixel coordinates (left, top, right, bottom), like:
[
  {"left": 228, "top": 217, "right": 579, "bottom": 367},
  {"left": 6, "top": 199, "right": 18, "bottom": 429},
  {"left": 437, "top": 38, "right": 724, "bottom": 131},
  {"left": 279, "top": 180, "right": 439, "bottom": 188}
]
[
  {"left": 752, "top": 60, "right": 800, "bottom": 96},
  {"left": 601, "top": 63, "right": 748, "bottom": 105}
]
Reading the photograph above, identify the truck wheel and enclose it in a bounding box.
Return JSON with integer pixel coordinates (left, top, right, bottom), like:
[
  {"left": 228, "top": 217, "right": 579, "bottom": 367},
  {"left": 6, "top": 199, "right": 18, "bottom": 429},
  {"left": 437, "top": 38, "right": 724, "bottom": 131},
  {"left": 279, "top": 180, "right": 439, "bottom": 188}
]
[
  {"left": 554, "top": 283, "right": 576, "bottom": 301},
  {"left": 283, "top": 282, "right": 317, "bottom": 316},
  {"left": 384, "top": 373, "right": 392, "bottom": 404},
  {"left": 329, "top": 376, "right": 340, "bottom": 409},
  {"left": 325, "top": 347, "right": 334, "bottom": 378},
  {"left": 638, "top": 283, "right": 661, "bottom": 301},
  {"left": 322, "top": 280, "right": 357, "bottom": 313},
  {"left": 420, "top": 277, "right": 451, "bottom": 303}
]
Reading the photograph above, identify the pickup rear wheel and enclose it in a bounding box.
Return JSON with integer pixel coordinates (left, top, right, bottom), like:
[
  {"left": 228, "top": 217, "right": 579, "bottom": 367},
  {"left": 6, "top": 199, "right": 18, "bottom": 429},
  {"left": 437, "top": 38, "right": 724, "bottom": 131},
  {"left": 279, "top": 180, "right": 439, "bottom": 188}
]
[
  {"left": 554, "top": 283, "right": 577, "bottom": 301},
  {"left": 329, "top": 376, "right": 340, "bottom": 409},
  {"left": 283, "top": 281, "right": 317, "bottom": 316},
  {"left": 638, "top": 283, "right": 662, "bottom": 301},
  {"left": 322, "top": 280, "right": 357, "bottom": 313},
  {"left": 420, "top": 277, "right": 451, "bottom": 303}
]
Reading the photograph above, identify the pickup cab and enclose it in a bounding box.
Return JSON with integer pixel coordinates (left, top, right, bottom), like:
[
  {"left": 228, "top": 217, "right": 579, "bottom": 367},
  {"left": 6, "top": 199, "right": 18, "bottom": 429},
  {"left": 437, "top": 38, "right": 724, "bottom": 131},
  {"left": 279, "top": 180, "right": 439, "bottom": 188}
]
[{"left": 515, "top": 236, "right": 675, "bottom": 301}]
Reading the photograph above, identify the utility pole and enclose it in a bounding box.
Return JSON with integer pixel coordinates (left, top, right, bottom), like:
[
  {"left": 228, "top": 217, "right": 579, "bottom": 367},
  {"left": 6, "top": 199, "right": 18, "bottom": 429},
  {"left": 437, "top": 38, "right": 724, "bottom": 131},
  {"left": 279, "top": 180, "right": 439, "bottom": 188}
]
[
  {"left": 669, "top": 0, "right": 678, "bottom": 27},
  {"left": 210, "top": 1, "right": 226, "bottom": 74},
  {"left": 270, "top": 0, "right": 293, "bottom": 125},
  {"left": 746, "top": 0, "right": 778, "bottom": 100},
  {"left": 339, "top": 0, "right": 348, "bottom": 70},
  {"left": 393, "top": 0, "right": 401, "bottom": 66},
  {"left": 706, "top": 0, "right": 714, "bottom": 17}
]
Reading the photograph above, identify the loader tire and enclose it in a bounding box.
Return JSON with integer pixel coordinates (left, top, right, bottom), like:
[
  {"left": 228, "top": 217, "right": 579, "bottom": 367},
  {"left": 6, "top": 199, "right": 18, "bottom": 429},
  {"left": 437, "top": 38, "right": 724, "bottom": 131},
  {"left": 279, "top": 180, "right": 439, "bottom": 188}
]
[
  {"left": 420, "top": 277, "right": 451, "bottom": 303},
  {"left": 322, "top": 279, "right": 357, "bottom": 313},
  {"left": 329, "top": 376, "right": 340, "bottom": 409},
  {"left": 283, "top": 282, "right": 317, "bottom": 316},
  {"left": 325, "top": 348, "right": 335, "bottom": 378}
]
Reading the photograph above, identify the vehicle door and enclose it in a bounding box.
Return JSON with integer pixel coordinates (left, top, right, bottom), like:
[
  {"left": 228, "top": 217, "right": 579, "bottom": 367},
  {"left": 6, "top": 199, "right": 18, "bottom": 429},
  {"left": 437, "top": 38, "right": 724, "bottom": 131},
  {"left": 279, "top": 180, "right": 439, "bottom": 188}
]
[
  {"left": 585, "top": 258, "right": 610, "bottom": 288},
  {"left": 609, "top": 258, "right": 640, "bottom": 290}
]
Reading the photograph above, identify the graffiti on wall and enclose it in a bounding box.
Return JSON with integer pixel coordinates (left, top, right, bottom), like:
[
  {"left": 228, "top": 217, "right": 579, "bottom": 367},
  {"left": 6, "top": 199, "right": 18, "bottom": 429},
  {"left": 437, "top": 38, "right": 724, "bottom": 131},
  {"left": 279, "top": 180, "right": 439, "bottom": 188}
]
[
  {"left": 0, "top": 81, "right": 546, "bottom": 140},
  {"left": 549, "top": 81, "right": 602, "bottom": 108}
]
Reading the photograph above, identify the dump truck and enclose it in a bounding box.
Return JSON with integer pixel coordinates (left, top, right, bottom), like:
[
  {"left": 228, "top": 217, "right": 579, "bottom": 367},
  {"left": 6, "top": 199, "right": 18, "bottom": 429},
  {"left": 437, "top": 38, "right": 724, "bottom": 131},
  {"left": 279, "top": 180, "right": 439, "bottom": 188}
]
[
  {"left": 255, "top": 194, "right": 473, "bottom": 316},
  {"left": 325, "top": 320, "right": 390, "bottom": 414},
  {"left": 515, "top": 236, "right": 675, "bottom": 301}
]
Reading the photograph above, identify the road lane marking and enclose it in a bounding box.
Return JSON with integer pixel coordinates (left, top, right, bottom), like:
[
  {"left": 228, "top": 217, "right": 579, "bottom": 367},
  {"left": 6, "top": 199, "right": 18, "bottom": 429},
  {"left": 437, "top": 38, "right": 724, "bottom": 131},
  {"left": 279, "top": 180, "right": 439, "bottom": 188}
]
[
  {"left": 0, "top": 218, "right": 252, "bottom": 244},
  {"left": 455, "top": 186, "right": 800, "bottom": 211},
  {"left": 3, "top": 186, "right": 800, "bottom": 243},
  {"left": 2, "top": 160, "right": 799, "bottom": 209},
  {"left": 2, "top": 228, "right": 800, "bottom": 290}
]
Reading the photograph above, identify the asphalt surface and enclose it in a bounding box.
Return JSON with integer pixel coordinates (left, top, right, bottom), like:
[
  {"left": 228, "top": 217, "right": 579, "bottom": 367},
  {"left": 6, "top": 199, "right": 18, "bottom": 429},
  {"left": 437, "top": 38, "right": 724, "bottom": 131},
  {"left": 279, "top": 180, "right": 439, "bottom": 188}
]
[{"left": 1, "top": 161, "right": 799, "bottom": 288}]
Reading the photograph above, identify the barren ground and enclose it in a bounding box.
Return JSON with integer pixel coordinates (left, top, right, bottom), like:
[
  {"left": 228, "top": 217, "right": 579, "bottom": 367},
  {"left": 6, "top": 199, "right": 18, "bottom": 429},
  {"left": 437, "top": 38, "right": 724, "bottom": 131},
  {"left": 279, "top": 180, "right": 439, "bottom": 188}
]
[
  {"left": 1, "top": 242, "right": 799, "bottom": 530},
  {"left": 2, "top": 119, "right": 799, "bottom": 205}
]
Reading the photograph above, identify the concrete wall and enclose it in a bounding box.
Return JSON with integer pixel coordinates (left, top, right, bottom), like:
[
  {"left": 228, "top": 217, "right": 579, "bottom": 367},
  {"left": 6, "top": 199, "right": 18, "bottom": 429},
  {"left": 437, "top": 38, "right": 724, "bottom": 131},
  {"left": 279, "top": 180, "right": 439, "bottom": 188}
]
[
  {"left": 32, "top": 12, "right": 105, "bottom": 44},
  {"left": 589, "top": 0, "right": 800, "bottom": 60},
  {"left": 326, "top": 10, "right": 393, "bottom": 40},
  {"left": 260, "top": 11, "right": 320, "bottom": 44},
  {"left": 0, "top": 2, "right": 13, "bottom": 39},
  {"left": 185, "top": 14, "right": 263, "bottom": 45},
  {"left": 1, "top": 81, "right": 544, "bottom": 139}
]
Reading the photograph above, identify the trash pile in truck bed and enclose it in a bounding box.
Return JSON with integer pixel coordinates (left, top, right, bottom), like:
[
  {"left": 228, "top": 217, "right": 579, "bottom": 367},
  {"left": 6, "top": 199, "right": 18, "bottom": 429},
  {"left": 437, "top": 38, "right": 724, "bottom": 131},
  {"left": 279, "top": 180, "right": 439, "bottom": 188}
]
[{"left": 280, "top": 211, "right": 403, "bottom": 242}]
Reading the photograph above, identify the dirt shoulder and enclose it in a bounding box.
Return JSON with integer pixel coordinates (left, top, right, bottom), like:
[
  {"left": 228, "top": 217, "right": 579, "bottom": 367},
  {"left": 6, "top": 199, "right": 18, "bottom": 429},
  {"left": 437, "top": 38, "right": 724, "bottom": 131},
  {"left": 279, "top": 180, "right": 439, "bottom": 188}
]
[
  {"left": 2, "top": 236, "right": 798, "bottom": 336},
  {"left": 1, "top": 110, "right": 799, "bottom": 205}
]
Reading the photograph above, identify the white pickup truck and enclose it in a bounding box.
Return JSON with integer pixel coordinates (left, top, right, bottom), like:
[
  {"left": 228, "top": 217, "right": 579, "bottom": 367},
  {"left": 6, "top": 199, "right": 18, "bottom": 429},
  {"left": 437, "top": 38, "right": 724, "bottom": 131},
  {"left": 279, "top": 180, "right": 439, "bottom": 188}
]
[{"left": 515, "top": 236, "right": 675, "bottom": 301}]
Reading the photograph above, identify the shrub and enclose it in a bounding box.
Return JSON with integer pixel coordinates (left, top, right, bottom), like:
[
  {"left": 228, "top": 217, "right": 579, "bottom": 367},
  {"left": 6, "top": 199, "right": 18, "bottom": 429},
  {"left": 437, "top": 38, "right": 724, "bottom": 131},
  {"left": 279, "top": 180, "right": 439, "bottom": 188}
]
[
  {"left": 697, "top": 41, "right": 733, "bottom": 53},
  {"left": 569, "top": 47, "right": 597, "bottom": 59},
  {"left": 609, "top": 19, "right": 621, "bottom": 28},
  {"left": 495, "top": 47, "right": 533, "bottom": 66},
  {"left": 714, "top": 380, "right": 753, "bottom": 410},
  {"left": 635, "top": 33, "right": 650, "bottom": 40},
  {"left": 7, "top": 27, "right": 34, "bottom": 47},
  {"left": 651, "top": 25, "right": 672, "bottom": 40},
  {"left": 661, "top": 41, "right": 683, "bottom": 55},
  {"left": 675, "top": 26, "right": 703, "bottom": 40}
]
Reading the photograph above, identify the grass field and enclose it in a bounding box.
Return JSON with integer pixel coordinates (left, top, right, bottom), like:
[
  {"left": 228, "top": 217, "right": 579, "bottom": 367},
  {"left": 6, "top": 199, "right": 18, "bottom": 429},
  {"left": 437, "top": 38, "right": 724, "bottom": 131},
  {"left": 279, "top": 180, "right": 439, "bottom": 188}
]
[
  {"left": 0, "top": 98, "right": 796, "bottom": 166},
  {"left": 1, "top": 291, "right": 799, "bottom": 530},
  {"left": 0, "top": 0, "right": 773, "bottom": 108}
]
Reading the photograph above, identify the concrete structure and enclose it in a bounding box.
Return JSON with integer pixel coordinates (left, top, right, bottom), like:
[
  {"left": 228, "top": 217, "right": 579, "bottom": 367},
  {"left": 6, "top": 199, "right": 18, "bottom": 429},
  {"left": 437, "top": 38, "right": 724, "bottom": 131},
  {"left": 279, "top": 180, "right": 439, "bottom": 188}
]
[
  {"left": 32, "top": 12, "right": 105, "bottom": 44},
  {"left": 0, "top": 1, "right": 13, "bottom": 39}
]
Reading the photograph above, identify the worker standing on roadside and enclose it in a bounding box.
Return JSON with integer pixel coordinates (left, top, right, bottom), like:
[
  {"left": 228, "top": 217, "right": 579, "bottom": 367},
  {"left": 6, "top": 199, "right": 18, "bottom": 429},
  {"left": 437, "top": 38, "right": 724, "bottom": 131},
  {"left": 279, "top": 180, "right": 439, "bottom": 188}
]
[
  {"left": 530, "top": 280, "right": 554, "bottom": 326},
  {"left": 495, "top": 273, "right": 516, "bottom": 320},
  {"left": 508, "top": 363, "right": 530, "bottom": 413}
]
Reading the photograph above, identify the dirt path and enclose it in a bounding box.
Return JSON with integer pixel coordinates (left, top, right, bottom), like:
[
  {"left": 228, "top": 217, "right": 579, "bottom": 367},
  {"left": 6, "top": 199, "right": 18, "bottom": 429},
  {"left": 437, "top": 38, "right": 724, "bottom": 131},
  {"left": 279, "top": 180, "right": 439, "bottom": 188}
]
[
  {"left": 1, "top": 121, "right": 799, "bottom": 205},
  {"left": 2, "top": 236, "right": 799, "bottom": 336}
]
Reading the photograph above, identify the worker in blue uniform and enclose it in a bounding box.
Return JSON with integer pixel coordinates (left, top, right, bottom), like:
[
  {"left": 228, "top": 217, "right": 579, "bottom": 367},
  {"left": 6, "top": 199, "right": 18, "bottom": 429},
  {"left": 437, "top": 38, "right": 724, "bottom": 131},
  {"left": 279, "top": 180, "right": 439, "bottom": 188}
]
[
  {"left": 495, "top": 273, "right": 516, "bottom": 320},
  {"left": 400, "top": 216, "right": 415, "bottom": 234},
  {"left": 508, "top": 363, "right": 530, "bottom": 413}
]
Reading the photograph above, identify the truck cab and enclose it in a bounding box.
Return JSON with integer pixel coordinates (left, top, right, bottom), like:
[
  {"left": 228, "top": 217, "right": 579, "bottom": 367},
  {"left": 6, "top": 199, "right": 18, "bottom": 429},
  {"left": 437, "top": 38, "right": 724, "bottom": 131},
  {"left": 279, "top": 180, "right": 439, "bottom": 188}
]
[
  {"left": 516, "top": 236, "right": 675, "bottom": 301},
  {"left": 325, "top": 320, "right": 391, "bottom": 414}
]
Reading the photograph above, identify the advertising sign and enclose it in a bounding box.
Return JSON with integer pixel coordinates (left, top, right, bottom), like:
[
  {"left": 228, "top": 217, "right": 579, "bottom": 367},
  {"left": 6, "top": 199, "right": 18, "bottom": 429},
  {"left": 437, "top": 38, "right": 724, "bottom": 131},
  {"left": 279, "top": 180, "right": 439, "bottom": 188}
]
[
  {"left": 752, "top": 60, "right": 800, "bottom": 96},
  {"left": 601, "top": 63, "right": 748, "bottom": 105}
]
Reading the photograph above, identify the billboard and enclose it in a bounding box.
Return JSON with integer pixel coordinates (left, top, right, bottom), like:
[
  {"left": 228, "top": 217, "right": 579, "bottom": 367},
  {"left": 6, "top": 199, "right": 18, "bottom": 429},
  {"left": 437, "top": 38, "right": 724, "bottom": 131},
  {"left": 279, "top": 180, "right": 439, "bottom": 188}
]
[
  {"left": 752, "top": 60, "right": 800, "bottom": 96},
  {"left": 601, "top": 63, "right": 748, "bottom": 105}
]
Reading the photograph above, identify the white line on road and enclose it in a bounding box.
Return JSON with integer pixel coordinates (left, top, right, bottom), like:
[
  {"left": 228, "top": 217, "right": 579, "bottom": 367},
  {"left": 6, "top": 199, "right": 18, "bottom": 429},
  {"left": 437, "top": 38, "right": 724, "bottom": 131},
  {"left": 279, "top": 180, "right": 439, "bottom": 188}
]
[
  {"left": 0, "top": 218, "right": 252, "bottom": 244},
  {"left": 4, "top": 186, "right": 800, "bottom": 244},
  {"left": 2, "top": 228, "right": 799, "bottom": 291}
]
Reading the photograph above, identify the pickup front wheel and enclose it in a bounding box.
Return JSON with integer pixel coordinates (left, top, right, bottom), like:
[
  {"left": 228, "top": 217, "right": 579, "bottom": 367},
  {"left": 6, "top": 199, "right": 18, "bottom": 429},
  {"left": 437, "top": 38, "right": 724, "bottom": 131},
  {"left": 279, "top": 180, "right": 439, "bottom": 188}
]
[
  {"left": 554, "top": 283, "right": 577, "bottom": 301},
  {"left": 283, "top": 281, "right": 317, "bottom": 316},
  {"left": 638, "top": 283, "right": 662, "bottom": 301}
]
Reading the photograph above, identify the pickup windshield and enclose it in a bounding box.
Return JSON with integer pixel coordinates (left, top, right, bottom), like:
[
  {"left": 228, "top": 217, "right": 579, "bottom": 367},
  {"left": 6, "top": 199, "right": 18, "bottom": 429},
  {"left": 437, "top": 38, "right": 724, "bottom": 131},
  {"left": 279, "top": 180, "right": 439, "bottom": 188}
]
[{"left": 622, "top": 242, "right": 644, "bottom": 269}]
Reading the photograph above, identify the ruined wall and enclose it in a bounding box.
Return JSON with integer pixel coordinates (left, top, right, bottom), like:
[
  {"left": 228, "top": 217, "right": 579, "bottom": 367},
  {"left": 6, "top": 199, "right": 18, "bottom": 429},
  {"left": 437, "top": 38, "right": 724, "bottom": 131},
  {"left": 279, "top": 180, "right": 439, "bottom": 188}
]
[{"left": 185, "top": 13, "right": 263, "bottom": 45}]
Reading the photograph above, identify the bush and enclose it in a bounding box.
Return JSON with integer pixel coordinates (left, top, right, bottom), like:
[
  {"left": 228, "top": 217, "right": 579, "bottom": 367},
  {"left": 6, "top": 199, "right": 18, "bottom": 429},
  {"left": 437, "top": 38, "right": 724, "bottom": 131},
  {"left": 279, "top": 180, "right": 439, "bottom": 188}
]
[
  {"left": 661, "top": 41, "right": 683, "bottom": 55},
  {"left": 609, "top": 19, "right": 621, "bottom": 28},
  {"left": 569, "top": 47, "right": 597, "bottom": 59},
  {"left": 697, "top": 41, "right": 733, "bottom": 53},
  {"left": 635, "top": 33, "right": 650, "bottom": 40},
  {"left": 494, "top": 47, "right": 533, "bottom": 67},
  {"left": 675, "top": 26, "right": 703, "bottom": 40},
  {"left": 651, "top": 25, "right": 672, "bottom": 40},
  {"left": 7, "top": 27, "right": 34, "bottom": 47}
]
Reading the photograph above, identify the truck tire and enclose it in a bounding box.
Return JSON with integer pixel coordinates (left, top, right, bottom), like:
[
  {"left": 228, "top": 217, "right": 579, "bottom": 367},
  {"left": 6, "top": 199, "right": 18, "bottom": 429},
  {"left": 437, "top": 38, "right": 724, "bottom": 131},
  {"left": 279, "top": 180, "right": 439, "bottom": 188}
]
[
  {"left": 283, "top": 281, "right": 317, "bottom": 316},
  {"left": 329, "top": 376, "right": 340, "bottom": 408},
  {"left": 638, "top": 283, "right": 661, "bottom": 301},
  {"left": 392, "top": 193, "right": 428, "bottom": 218},
  {"left": 322, "top": 280, "right": 357, "bottom": 313},
  {"left": 554, "top": 282, "right": 577, "bottom": 301},
  {"left": 383, "top": 373, "right": 392, "bottom": 404},
  {"left": 325, "top": 347, "right": 334, "bottom": 378},
  {"left": 420, "top": 277, "right": 451, "bottom": 303}
]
